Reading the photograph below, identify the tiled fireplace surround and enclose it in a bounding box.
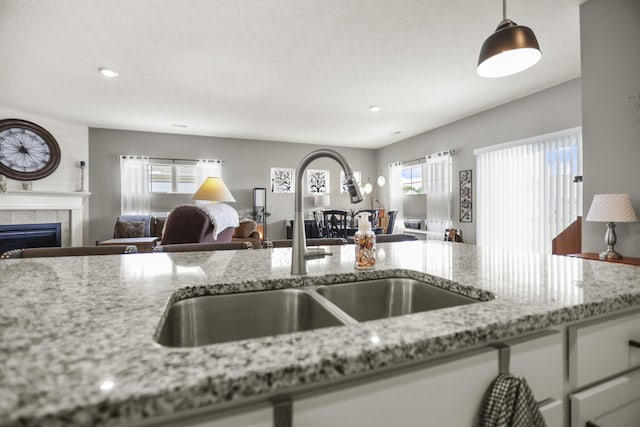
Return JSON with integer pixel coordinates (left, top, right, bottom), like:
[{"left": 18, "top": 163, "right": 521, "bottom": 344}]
[{"left": 0, "top": 191, "right": 90, "bottom": 247}]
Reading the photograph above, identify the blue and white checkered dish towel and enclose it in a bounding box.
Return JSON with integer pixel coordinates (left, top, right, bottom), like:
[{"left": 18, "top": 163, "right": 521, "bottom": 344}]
[{"left": 476, "top": 373, "right": 546, "bottom": 427}]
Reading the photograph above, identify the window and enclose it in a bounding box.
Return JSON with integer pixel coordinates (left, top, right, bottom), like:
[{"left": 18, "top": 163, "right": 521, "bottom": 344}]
[
  {"left": 147, "top": 163, "right": 198, "bottom": 194},
  {"left": 402, "top": 164, "right": 423, "bottom": 194},
  {"left": 475, "top": 127, "right": 582, "bottom": 254}
]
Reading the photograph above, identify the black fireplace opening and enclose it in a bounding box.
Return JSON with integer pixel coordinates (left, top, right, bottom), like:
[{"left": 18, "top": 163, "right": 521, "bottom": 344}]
[{"left": 0, "top": 223, "right": 62, "bottom": 254}]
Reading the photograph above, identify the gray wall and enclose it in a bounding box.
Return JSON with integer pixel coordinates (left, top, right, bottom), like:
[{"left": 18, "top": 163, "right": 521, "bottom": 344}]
[
  {"left": 581, "top": 0, "right": 640, "bottom": 257},
  {"left": 376, "top": 78, "right": 582, "bottom": 244},
  {"left": 89, "top": 129, "right": 376, "bottom": 242}
]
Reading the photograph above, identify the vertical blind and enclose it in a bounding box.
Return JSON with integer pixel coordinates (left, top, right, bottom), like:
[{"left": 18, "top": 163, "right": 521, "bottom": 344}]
[
  {"left": 475, "top": 127, "right": 582, "bottom": 253},
  {"left": 388, "top": 162, "right": 405, "bottom": 233}
]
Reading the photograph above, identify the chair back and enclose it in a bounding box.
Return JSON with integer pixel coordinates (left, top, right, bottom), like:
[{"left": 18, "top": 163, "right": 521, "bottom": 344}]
[
  {"left": 386, "top": 211, "right": 398, "bottom": 234},
  {"left": 1, "top": 245, "right": 137, "bottom": 259},
  {"left": 357, "top": 209, "right": 379, "bottom": 229},
  {"left": 313, "top": 211, "right": 326, "bottom": 237},
  {"left": 161, "top": 206, "right": 235, "bottom": 245},
  {"left": 269, "top": 238, "right": 347, "bottom": 248},
  {"left": 322, "top": 210, "right": 348, "bottom": 238},
  {"left": 375, "top": 234, "right": 418, "bottom": 243},
  {"left": 153, "top": 242, "right": 252, "bottom": 253}
]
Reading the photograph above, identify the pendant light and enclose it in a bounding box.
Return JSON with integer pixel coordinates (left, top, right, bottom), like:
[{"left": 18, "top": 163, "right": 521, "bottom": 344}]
[{"left": 477, "top": 0, "right": 541, "bottom": 78}]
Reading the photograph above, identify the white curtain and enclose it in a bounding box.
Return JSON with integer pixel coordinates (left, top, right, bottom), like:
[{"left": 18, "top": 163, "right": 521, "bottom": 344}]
[
  {"left": 425, "top": 152, "right": 452, "bottom": 235},
  {"left": 388, "top": 162, "right": 405, "bottom": 233},
  {"left": 196, "top": 159, "right": 222, "bottom": 185},
  {"left": 120, "top": 155, "right": 150, "bottom": 215},
  {"left": 475, "top": 127, "right": 582, "bottom": 253}
]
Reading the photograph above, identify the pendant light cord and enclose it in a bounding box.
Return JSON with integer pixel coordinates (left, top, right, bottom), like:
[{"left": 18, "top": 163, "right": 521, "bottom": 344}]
[{"left": 503, "top": 0, "right": 507, "bottom": 20}]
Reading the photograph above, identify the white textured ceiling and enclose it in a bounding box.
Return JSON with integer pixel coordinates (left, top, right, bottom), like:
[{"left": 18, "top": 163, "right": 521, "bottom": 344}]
[{"left": 0, "top": 0, "right": 583, "bottom": 149}]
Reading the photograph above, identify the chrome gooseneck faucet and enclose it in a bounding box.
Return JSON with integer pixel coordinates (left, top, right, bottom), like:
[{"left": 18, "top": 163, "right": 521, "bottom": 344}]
[{"left": 291, "top": 149, "right": 363, "bottom": 275}]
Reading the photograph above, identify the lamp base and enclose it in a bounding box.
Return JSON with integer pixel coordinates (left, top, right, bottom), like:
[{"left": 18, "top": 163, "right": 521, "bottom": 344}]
[{"left": 599, "top": 249, "right": 622, "bottom": 260}]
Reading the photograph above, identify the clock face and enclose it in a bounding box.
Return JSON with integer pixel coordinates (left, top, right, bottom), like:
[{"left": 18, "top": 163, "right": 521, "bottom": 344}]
[{"left": 0, "top": 119, "right": 61, "bottom": 181}]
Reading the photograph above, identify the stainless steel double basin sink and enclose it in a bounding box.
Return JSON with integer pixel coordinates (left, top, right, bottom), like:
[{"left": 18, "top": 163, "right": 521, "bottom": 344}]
[{"left": 155, "top": 278, "right": 484, "bottom": 348}]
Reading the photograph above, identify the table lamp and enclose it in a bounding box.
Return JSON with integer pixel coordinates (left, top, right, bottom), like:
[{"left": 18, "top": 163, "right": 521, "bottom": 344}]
[
  {"left": 191, "top": 177, "right": 236, "bottom": 202},
  {"left": 585, "top": 193, "right": 638, "bottom": 260}
]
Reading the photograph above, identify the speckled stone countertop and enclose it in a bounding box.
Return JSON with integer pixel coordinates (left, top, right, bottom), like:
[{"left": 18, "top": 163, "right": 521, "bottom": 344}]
[{"left": 1, "top": 241, "right": 640, "bottom": 426}]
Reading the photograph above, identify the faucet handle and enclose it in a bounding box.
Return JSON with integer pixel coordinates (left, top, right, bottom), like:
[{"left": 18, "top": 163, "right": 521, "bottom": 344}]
[{"left": 304, "top": 248, "right": 333, "bottom": 259}]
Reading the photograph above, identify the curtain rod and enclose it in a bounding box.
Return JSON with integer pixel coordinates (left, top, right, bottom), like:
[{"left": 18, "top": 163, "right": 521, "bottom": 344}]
[
  {"left": 400, "top": 149, "right": 455, "bottom": 165},
  {"left": 116, "top": 155, "right": 223, "bottom": 163}
]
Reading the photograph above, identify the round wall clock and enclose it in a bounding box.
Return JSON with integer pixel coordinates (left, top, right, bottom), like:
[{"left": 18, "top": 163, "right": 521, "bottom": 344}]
[{"left": 0, "top": 118, "right": 61, "bottom": 181}]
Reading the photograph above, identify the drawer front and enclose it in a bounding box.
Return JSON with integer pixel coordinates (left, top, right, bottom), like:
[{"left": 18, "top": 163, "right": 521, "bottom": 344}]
[
  {"left": 569, "top": 311, "right": 640, "bottom": 388},
  {"left": 538, "top": 399, "right": 563, "bottom": 427},
  {"left": 293, "top": 349, "right": 498, "bottom": 427},
  {"left": 509, "top": 331, "right": 563, "bottom": 400},
  {"left": 570, "top": 366, "right": 640, "bottom": 427}
]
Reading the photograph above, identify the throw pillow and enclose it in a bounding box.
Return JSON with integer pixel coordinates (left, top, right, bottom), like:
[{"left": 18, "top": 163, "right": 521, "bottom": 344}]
[
  {"left": 234, "top": 220, "right": 257, "bottom": 238},
  {"left": 114, "top": 220, "right": 146, "bottom": 238}
]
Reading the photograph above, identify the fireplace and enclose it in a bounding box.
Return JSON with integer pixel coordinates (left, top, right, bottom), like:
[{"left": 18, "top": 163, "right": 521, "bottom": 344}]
[{"left": 0, "top": 223, "right": 62, "bottom": 253}]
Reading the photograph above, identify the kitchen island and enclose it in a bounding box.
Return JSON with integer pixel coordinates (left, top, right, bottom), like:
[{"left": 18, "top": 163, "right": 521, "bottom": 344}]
[{"left": 1, "top": 241, "right": 640, "bottom": 426}]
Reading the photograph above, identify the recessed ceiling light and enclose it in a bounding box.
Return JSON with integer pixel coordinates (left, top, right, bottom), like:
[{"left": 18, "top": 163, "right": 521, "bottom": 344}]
[
  {"left": 98, "top": 67, "right": 119, "bottom": 78},
  {"left": 369, "top": 105, "right": 381, "bottom": 112}
]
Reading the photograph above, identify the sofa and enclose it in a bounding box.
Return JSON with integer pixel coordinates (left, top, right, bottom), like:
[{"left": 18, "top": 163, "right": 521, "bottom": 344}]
[
  {"left": 231, "top": 219, "right": 263, "bottom": 249},
  {"left": 113, "top": 215, "right": 166, "bottom": 239},
  {"left": 111, "top": 213, "right": 262, "bottom": 248}
]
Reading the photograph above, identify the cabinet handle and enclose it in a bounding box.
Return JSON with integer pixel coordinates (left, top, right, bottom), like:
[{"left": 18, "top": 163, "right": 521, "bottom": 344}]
[
  {"left": 272, "top": 396, "right": 292, "bottom": 427},
  {"left": 586, "top": 422, "right": 601, "bottom": 427},
  {"left": 630, "top": 340, "right": 640, "bottom": 349}
]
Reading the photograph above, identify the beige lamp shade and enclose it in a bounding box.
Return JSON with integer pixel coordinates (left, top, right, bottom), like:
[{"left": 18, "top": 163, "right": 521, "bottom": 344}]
[
  {"left": 191, "top": 177, "right": 236, "bottom": 202},
  {"left": 586, "top": 194, "right": 638, "bottom": 223}
]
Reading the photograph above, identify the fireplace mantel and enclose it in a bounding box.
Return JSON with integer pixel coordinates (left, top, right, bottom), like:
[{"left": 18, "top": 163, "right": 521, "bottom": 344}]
[
  {"left": 0, "top": 190, "right": 91, "bottom": 246},
  {"left": 1, "top": 190, "right": 91, "bottom": 209}
]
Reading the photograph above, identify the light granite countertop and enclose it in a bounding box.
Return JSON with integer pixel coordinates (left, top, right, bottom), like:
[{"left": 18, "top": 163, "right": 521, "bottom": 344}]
[{"left": 1, "top": 241, "right": 640, "bottom": 426}]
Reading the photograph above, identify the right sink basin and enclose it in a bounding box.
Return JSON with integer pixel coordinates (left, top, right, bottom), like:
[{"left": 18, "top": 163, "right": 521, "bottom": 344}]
[{"left": 315, "top": 278, "right": 481, "bottom": 322}]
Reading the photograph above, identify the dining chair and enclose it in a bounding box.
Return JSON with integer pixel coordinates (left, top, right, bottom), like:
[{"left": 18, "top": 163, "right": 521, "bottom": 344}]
[
  {"left": 152, "top": 242, "right": 253, "bottom": 252},
  {"left": 322, "top": 210, "right": 348, "bottom": 238},
  {"left": 313, "top": 211, "right": 326, "bottom": 237},
  {"left": 1, "top": 245, "right": 138, "bottom": 259},
  {"left": 386, "top": 211, "right": 398, "bottom": 234}
]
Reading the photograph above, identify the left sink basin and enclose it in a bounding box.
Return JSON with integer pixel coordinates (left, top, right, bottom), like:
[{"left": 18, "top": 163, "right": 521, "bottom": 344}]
[{"left": 155, "top": 289, "right": 347, "bottom": 347}]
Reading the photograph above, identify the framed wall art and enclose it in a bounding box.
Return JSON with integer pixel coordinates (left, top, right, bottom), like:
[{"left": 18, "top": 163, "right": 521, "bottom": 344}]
[
  {"left": 307, "top": 169, "right": 329, "bottom": 194},
  {"left": 271, "top": 167, "right": 294, "bottom": 193},
  {"left": 459, "top": 169, "right": 472, "bottom": 222}
]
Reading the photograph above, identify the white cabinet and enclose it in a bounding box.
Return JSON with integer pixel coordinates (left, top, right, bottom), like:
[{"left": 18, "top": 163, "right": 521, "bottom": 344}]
[
  {"left": 568, "top": 310, "right": 640, "bottom": 389},
  {"left": 293, "top": 348, "right": 498, "bottom": 427},
  {"left": 568, "top": 309, "right": 640, "bottom": 427},
  {"left": 570, "top": 366, "right": 640, "bottom": 427},
  {"left": 136, "top": 404, "right": 273, "bottom": 427},
  {"left": 508, "top": 331, "right": 564, "bottom": 427}
]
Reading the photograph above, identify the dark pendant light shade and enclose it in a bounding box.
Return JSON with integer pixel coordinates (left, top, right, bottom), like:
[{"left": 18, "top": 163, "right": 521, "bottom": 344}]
[{"left": 477, "top": 2, "right": 541, "bottom": 78}]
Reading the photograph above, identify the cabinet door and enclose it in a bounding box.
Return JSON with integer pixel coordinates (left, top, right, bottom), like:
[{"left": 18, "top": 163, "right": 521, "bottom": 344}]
[
  {"left": 509, "top": 331, "right": 564, "bottom": 401},
  {"left": 293, "top": 348, "right": 498, "bottom": 427},
  {"left": 144, "top": 405, "right": 273, "bottom": 427},
  {"left": 570, "top": 366, "right": 640, "bottom": 427},
  {"left": 538, "top": 399, "right": 564, "bottom": 427},
  {"left": 569, "top": 310, "right": 640, "bottom": 389}
]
